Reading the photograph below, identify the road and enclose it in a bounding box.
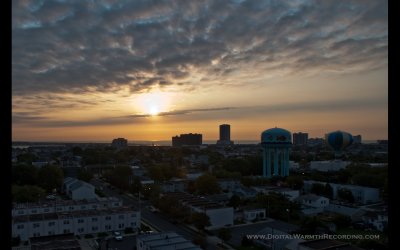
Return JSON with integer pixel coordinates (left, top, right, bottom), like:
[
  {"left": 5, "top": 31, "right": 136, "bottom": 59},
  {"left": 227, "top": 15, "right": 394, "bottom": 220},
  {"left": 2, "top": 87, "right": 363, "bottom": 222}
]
[{"left": 90, "top": 178, "right": 219, "bottom": 250}]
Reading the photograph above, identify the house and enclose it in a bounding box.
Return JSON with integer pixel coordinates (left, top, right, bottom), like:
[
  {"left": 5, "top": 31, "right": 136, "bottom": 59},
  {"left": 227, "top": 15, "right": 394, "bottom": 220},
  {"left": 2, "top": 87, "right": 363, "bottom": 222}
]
[
  {"left": 324, "top": 203, "right": 365, "bottom": 222},
  {"left": 252, "top": 186, "right": 300, "bottom": 201},
  {"left": 137, "top": 232, "right": 201, "bottom": 250},
  {"left": 243, "top": 208, "right": 266, "bottom": 222},
  {"left": 296, "top": 194, "right": 329, "bottom": 208},
  {"left": 62, "top": 178, "right": 96, "bottom": 200},
  {"left": 162, "top": 192, "right": 234, "bottom": 229},
  {"left": 303, "top": 181, "right": 380, "bottom": 204},
  {"left": 362, "top": 211, "right": 388, "bottom": 232}
]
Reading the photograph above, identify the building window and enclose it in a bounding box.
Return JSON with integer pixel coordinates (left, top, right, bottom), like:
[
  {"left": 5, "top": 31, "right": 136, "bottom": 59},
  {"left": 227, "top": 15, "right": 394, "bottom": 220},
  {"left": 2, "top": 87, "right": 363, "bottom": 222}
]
[
  {"left": 118, "top": 223, "right": 124, "bottom": 228},
  {"left": 63, "top": 220, "right": 70, "bottom": 224},
  {"left": 33, "top": 232, "right": 40, "bottom": 237},
  {"left": 92, "top": 217, "right": 98, "bottom": 222},
  {"left": 48, "top": 222, "right": 55, "bottom": 226},
  {"left": 64, "top": 229, "right": 70, "bottom": 234},
  {"left": 118, "top": 215, "right": 124, "bottom": 219},
  {"left": 92, "top": 226, "right": 98, "bottom": 231},
  {"left": 131, "top": 214, "right": 136, "bottom": 217},
  {"left": 105, "top": 225, "right": 111, "bottom": 230},
  {"left": 57, "top": 207, "right": 62, "bottom": 211},
  {"left": 17, "top": 224, "right": 24, "bottom": 229},
  {"left": 69, "top": 206, "right": 74, "bottom": 210},
  {"left": 78, "top": 228, "right": 84, "bottom": 233},
  {"left": 131, "top": 222, "right": 136, "bottom": 227},
  {"left": 105, "top": 216, "right": 111, "bottom": 220},
  {"left": 48, "top": 231, "right": 54, "bottom": 235},
  {"left": 31, "top": 209, "right": 37, "bottom": 214},
  {"left": 78, "top": 219, "right": 84, "bottom": 223},
  {"left": 18, "top": 211, "right": 24, "bottom": 215},
  {"left": 44, "top": 208, "right": 49, "bottom": 212},
  {"left": 33, "top": 223, "right": 40, "bottom": 228}
]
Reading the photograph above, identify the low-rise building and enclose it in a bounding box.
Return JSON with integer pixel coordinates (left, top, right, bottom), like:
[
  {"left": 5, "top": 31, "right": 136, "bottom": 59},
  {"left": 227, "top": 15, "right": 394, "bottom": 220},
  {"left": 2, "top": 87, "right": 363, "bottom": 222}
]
[
  {"left": 309, "top": 160, "right": 350, "bottom": 172},
  {"left": 162, "top": 192, "right": 234, "bottom": 229},
  {"left": 137, "top": 232, "right": 201, "bottom": 250},
  {"left": 303, "top": 181, "right": 380, "bottom": 204},
  {"left": 62, "top": 177, "right": 96, "bottom": 200},
  {"left": 252, "top": 186, "right": 300, "bottom": 201},
  {"left": 243, "top": 208, "right": 266, "bottom": 222}
]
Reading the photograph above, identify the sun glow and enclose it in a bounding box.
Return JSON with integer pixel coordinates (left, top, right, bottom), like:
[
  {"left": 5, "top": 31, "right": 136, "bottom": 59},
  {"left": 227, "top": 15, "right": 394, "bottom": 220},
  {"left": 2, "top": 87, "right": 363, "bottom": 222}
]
[{"left": 133, "top": 90, "right": 173, "bottom": 116}]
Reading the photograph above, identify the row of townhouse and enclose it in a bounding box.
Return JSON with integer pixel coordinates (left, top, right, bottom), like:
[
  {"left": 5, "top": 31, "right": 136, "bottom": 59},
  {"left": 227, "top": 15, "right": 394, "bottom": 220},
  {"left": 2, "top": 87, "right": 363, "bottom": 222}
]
[
  {"left": 12, "top": 206, "right": 140, "bottom": 241},
  {"left": 12, "top": 197, "right": 122, "bottom": 217}
]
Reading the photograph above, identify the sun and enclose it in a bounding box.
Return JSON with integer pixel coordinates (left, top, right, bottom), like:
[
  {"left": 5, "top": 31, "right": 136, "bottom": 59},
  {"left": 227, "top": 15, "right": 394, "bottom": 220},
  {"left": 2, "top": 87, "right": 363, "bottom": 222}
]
[
  {"left": 149, "top": 105, "right": 159, "bottom": 116},
  {"left": 132, "top": 90, "right": 173, "bottom": 116}
]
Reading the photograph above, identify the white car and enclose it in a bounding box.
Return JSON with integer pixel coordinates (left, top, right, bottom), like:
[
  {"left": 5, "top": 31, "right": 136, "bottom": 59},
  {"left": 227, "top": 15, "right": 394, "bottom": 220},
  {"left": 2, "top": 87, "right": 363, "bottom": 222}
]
[{"left": 113, "top": 231, "right": 123, "bottom": 241}]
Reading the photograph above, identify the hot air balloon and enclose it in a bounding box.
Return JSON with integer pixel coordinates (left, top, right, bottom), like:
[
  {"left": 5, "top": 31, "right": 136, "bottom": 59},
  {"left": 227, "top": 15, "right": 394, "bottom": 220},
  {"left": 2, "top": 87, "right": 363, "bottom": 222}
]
[{"left": 325, "top": 130, "right": 353, "bottom": 154}]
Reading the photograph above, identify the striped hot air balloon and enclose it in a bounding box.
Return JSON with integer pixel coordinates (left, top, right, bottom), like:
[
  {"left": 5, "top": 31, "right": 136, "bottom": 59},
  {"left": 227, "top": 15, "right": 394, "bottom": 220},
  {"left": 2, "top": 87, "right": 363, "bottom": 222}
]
[{"left": 325, "top": 130, "right": 353, "bottom": 152}]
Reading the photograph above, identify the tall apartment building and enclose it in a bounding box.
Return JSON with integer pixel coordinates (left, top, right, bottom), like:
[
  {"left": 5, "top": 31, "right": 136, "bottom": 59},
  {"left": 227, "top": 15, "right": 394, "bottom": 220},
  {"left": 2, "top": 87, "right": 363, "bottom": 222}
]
[
  {"left": 293, "top": 132, "right": 308, "bottom": 145},
  {"left": 12, "top": 197, "right": 140, "bottom": 241},
  {"left": 172, "top": 133, "right": 202, "bottom": 146},
  {"left": 112, "top": 138, "right": 128, "bottom": 148},
  {"left": 217, "top": 124, "right": 234, "bottom": 145}
]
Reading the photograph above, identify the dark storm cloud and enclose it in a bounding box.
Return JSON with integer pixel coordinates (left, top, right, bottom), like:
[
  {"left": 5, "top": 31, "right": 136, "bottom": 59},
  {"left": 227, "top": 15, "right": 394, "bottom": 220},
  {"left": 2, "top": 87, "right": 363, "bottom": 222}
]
[{"left": 13, "top": 0, "right": 387, "bottom": 95}]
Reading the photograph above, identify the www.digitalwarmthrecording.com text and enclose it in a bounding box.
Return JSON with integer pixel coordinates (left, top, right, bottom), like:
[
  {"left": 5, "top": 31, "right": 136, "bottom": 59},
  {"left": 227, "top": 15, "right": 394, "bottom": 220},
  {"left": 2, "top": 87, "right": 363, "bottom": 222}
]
[{"left": 246, "top": 234, "right": 380, "bottom": 240}]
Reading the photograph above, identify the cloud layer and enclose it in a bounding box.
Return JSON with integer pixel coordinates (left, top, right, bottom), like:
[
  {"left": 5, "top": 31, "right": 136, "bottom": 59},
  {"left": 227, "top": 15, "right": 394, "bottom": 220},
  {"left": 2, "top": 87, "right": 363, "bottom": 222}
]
[{"left": 13, "top": 0, "right": 388, "bottom": 96}]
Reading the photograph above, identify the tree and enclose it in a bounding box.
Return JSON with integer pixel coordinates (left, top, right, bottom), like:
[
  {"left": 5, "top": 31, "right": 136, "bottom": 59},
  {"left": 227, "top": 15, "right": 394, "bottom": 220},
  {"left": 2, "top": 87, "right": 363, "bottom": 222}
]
[
  {"left": 218, "top": 228, "right": 232, "bottom": 243},
  {"left": 195, "top": 174, "right": 220, "bottom": 195},
  {"left": 108, "top": 165, "right": 132, "bottom": 190},
  {"left": 129, "top": 176, "right": 142, "bottom": 194},
  {"left": 12, "top": 164, "right": 38, "bottom": 185},
  {"left": 323, "top": 183, "right": 333, "bottom": 199},
  {"left": 337, "top": 188, "right": 355, "bottom": 203},
  {"left": 228, "top": 195, "right": 241, "bottom": 209},
  {"left": 310, "top": 183, "right": 325, "bottom": 196},
  {"left": 12, "top": 185, "right": 46, "bottom": 203},
  {"left": 77, "top": 168, "right": 93, "bottom": 182},
  {"left": 192, "top": 235, "right": 207, "bottom": 249},
  {"left": 285, "top": 176, "right": 304, "bottom": 190},
  {"left": 191, "top": 212, "right": 211, "bottom": 230},
  {"left": 37, "top": 165, "right": 64, "bottom": 192}
]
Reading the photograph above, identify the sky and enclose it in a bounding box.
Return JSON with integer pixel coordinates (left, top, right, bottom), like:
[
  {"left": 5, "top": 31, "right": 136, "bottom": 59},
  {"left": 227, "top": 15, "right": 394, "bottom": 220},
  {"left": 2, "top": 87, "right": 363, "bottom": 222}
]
[{"left": 12, "top": 0, "right": 388, "bottom": 142}]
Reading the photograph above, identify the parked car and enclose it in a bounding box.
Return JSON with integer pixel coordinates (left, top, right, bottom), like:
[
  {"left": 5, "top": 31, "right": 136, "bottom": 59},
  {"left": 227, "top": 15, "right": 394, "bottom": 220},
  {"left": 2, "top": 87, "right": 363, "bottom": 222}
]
[{"left": 113, "top": 231, "right": 123, "bottom": 241}]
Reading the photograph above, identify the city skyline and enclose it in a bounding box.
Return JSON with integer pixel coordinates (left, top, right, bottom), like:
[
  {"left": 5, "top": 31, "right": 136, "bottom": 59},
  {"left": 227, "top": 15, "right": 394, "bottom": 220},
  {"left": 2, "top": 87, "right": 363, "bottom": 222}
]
[{"left": 12, "top": 0, "right": 388, "bottom": 142}]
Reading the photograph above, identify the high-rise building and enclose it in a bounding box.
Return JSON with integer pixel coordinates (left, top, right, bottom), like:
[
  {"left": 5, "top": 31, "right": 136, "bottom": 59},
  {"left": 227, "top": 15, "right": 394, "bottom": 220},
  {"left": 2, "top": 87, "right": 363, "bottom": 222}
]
[
  {"left": 112, "top": 138, "right": 128, "bottom": 148},
  {"left": 217, "top": 124, "right": 234, "bottom": 145},
  {"left": 172, "top": 133, "right": 202, "bottom": 146},
  {"left": 353, "top": 135, "right": 362, "bottom": 144},
  {"left": 293, "top": 132, "right": 308, "bottom": 145}
]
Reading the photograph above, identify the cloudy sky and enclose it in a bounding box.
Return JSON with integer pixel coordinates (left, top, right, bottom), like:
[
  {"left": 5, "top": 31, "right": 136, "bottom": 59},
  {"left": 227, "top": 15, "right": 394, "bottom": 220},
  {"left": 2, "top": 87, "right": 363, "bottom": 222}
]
[{"left": 12, "top": 0, "right": 388, "bottom": 142}]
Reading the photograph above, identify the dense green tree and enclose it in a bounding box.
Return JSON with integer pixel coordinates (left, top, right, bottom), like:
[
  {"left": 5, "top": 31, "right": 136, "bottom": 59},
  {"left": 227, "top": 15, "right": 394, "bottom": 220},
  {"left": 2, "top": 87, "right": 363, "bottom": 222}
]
[
  {"left": 107, "top": 165, "right": 132, "bottom": 190},
  {"left": 12, "top": 185, "right": 46, "bottom": 203},
  {"left": 77, "top": 168, "right": 93, "bottom": 182},
  {"left": 195, "top": 174, "right": 221, "bottom": 195},
  {"left": 331, "top": 214, "right": 351, "bottom": 229},
  {"left": 37, "top": 165, "right": 64, "bottom": 192},
  {"left": 191, "top": 212, "right": 211, "bottom": 230},
  {"left": 141, "top": 184, "right": 160, "bottom": 200},
  {"left": 285, "top": 176, "right": 304, "bottom": 190},
  {"left": 16, "top": 153, "right": 38, "bottom": 165},
  {"left": 323, "top": 183, "right": 334, "bottom": 199},
  {"left": 337, "top": 188, "right": 355, "bottom": 203},
  {"left": 228, "top": 195, "right": 241, "bottom": 209},
  {"left": 12, "top": 164, "right": 38, "bottom": 185},
  {"left": 310, "top": 183, "right": 325, "bottom": 196},
  {"left": 218, "top": 228, "right": 232, "bottom": 242},
  {"left": 129, "top": 176, "right": 142, "bottom": 194}
]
